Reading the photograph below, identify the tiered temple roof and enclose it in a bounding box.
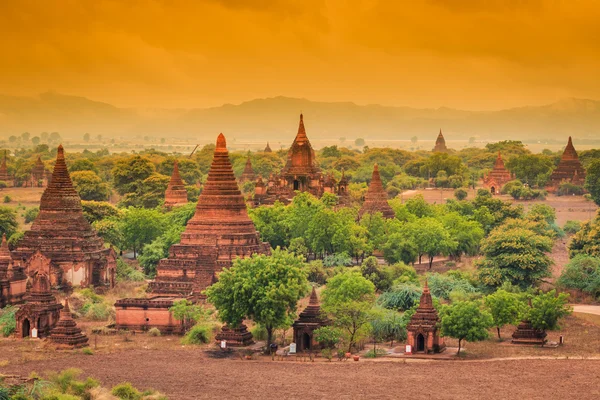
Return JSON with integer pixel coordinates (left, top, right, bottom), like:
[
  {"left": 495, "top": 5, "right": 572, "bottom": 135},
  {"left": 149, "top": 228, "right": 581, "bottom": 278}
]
[
  {"left": 264, "top": 142, "right": 273, "bottom": 153},
  {"left": 406, "top": 281, "right": 445, "bottom": 353},
  {"left": 11, "top": 145, "right": 116, "bottom": 288},
  {"left": 240, "top": 156, "right": 256, "bottom": 184},
  {"left": 15, "top": 273, "right": 62, "bottom": 338},
  {"left": 292, "top": 287, "right": 328, "bottom": 352},
  {"left": 31, "top": 156, "right": 46, "bottom": 186},
  {"left": 358, "top": 164, "right": 395, "bottom": 219},
  {"left": 432, "top": 129, "right": 448, "bottom": 153},
  {"left": 282, "top": 114, "right": 320, "bottom": 178},
  {"left": 49, "top": 298, "right": 89, "bottom": 348},
  {"left": 149, "top": 133, "right": 271, "bottom": 297},
  {"left": 483, "top": 152, "right": 513, "bottom": 194},
  {"left": 547, "top": 137, "right": 586, "bottom": 191},
  {"left": 164, "top": 160, "right": 188, "bottom": 208},
  {"left": 0, "top": 151, "right": 12, "bottom": 185}
]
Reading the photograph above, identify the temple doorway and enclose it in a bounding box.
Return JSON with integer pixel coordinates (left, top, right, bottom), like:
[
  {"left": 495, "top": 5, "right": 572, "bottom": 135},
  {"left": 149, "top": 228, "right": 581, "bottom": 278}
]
[
  {"left": 22, "top": 319, "right": 30, "bottom": 338},
  {"left": 293, "top": 180, "right": 300, "bottom": 191},
  {"left": 302, "top": 332, "right": 311, "bottom": 351},
  {"left": 416, "top": 334, "right": 425, "bottom": 352},
  {"left": 490, "top": 186, "right": 496, "bottom": 195}
]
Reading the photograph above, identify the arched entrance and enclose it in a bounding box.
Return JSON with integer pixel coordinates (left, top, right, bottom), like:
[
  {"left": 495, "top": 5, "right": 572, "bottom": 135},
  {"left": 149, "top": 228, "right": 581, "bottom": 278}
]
[
  {"left": 490, "top": 186, "right": 496, "bottom": 195},
  {"left": 22, "top": 319, "right": 31, "bottom": 338},
  {"left": 416, "top": 333, "right": 425, "bottom": 352},
  {"left": 302, "top": 332, "right": 311, "bottom": 351},
  {"left": 293, "top": 180, "right": 300, "bottom": 191}
]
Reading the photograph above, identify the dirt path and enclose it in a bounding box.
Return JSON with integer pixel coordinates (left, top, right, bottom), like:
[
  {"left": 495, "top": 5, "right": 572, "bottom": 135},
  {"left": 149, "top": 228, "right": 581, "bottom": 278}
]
[
  {"left": 3, "top": 351, "right": 600, "bottom": 399},
  {"left": 573, "top": 305, "right": 600, "bottom": 316}
]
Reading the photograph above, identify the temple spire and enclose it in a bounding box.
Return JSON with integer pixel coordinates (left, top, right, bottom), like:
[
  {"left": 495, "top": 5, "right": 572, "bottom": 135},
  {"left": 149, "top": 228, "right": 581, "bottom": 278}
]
[
  {"left": 309, "top": 286, "right": 319, "bottom": 305},
  {"left": 358, "top": 164, "right": 395, "bottom": 219},
  {"left": 164, "top": 159, "right": 188, "bottom": 208}
]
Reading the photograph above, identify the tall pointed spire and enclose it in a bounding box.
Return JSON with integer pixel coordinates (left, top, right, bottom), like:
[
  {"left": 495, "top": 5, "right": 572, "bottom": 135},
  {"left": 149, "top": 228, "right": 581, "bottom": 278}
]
[
  {"left": 309, "top": 286, "right": 319, "bottom": 305},
  {"left": 264, "top": 142, "right": 272, "bottom": 153},
  {"left": 358, "top": 164, "right": 395, "bottom": 219},
  {"left": 49, "top": 297, "right": 89, "bottom": 348},
  {"left": 240, "top": 155, "right": 256, "bottom": 184},
  {"left": 164, "top": 160, "right": 188, "bottom": 208},
  {"left": 294, "top": 113, "right": 309, "bottom": 145},
  {"left": 547, "top": 136, "right": 586, "bottom": 192},
  {"left": 433, "top": 129, "right": 448, "bottom": 153}
]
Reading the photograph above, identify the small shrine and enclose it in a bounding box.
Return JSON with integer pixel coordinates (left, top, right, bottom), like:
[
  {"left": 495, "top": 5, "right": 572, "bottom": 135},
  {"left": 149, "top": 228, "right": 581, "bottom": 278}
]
[
  {"left": 358, "top": 164, "right": 395, "bottom": 219},
  {"left": 292, "top": 287, "right": 328, "bottom": 352},
  {"left": 547, "top": 137, "right": 586, "bottom": 192},
  {"left": 483, "top": 152, "right": 513, "bottom": 194},
  {"left": 15, "top": 273, "right": 62, "bottom": 339},
  {"left": 511, "top": 320, "right": 547, "bottom": 346},
  {"left": 164, "top": 160, "right": 189, "bottom": 208},
  {"left": 432, "top": 129, "right": 449, "bottom": 153},
  {"left": 239, "top": 156, "right": 256, "bottom": 184},
  {"left": 406, "top": 281, "right": 445, "bottom": 353},
  {"left": 49, "top": 298, "right": 89, "bottom": 348},
  {"left": 0, "top": 234, "right": 27, "bottom": 307},
  {"left": 31, "top": 156, "right": 46, "bottom": 187},
  {"left": 215, "top": 324, "right": 254, "bottom": 347}
]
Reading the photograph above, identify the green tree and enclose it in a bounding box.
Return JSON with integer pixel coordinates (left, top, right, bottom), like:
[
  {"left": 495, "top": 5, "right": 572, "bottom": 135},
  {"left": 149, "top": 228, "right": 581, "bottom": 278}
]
[
  {"left": 401, "top": 218, "right": 456, "bottom": 268},
  {"left": 584, "top": 159, "right": 600, "bottom": 206},
  {"left": 383, "top": 233, "right": 418, "bottom": 265},
  {"left": 477, "top": 224, "right": 553, "bottom": 289},
  {"left": 69, "top": 158, "right": 99, "bottom": 174},
  {"left": 249, "top": 202, "right": 289, "bottom": 248},
  {"left": 83, "top": 132, "right": 90, "bottom": 142},
  {"left": 505, "top": 154, "right": 553, "bottom": 187},
  {"left": 557, "top": 255, "right": 600, "bottom": 298},
  {"left": 527, "top": 290, "right": 572, "bottom": 331},
  {"left": 0, "top": 207, "right": 18, "bottom": 238},
  {"left": 484, "top": 290, "right": 524, "bottom": 339},
  {"left": 370, "top": 308, "right": 407, "bottom": 351},
  {"left": 112, "top": 155, "right": 155, "bottom": 195},
  {"left": 205, "top": 249, "right": 308, "bottom": 349},
  {"left": 568, "top": 213, "right": 600, "bottom": 258},
  {"left": 454, "top": 188, "right": 468, "bottom": 200},
  {"left": 81, "top": 201, "right": 121, "bottom": 224},
  {"left": 169, "top": 299, "right": 210, "bottom": 332},
  {"left": 440, "top": 301, "right": 493, "bottom": 355},
  {"left": 321, "top": 270, "right": 376, "bottom": 352},
  {"left": 71, "top": 170, "right": 111, "bottom": 201},
  {"left": 119, "top": 207, "right": 166, "bottom": 258},
  {"left": 93, "top": 219, "right": 124, "bottom": 250}
]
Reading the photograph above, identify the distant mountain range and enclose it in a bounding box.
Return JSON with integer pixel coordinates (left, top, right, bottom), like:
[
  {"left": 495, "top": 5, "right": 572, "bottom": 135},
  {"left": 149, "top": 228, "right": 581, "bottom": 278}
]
[{"left": 1, "top": 92, "right": 599, "bottom": 143}]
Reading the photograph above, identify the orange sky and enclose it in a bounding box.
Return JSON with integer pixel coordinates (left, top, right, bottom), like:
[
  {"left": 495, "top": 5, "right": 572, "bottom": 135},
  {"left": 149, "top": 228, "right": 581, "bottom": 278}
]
[{"left": 1, "top": 0, "right": 599, "bottom": 110}]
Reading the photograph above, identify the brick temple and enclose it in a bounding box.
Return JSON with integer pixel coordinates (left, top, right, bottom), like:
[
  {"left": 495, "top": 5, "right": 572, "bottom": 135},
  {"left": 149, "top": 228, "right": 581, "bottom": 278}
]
[
  {"left": 116, "top": 133, "right": 270, "bottom": 333},
  {"left": 15, "top": 273, "right": 62, "bottom": 339},
  {"left": 0, "top": 151, "right": 13, "bottom": 186},
  {"left": 11, "top": 145, "right": 116, "bottom": 289},
  {"left": 511, "top": 319, "right": 547, "bottom": 346},
  {"left": 547, "top": 137, "right": 586, "bottom": 192},
  {"left": 0, "top": 234, "right": 27, "bottom": 307},
  {"left": 483, "top": 152, "right": 513, "bottom": 194},
  {"left": 30, "top": 156, "right": 48, "bottom": 187},
  {"left": 432, "top": 129, "right": 449, "bottom": 153},
  {"left": 239, "top": 156, "right": 256, "bottom": 184},
  {"left": 49, "top": 298, "right": 89, "bottom": 348},
  {"left": 406, "top": 281, "right": 445, "bottom": 354},
  {"left": 164, "top": 160, "right": 189, "bottom": 208},
  {"left": 292, "top": 287, "right": 328, "bottom": 352},
  {"left": 358, "top": 164, "right": 395, "bottom": 219}
]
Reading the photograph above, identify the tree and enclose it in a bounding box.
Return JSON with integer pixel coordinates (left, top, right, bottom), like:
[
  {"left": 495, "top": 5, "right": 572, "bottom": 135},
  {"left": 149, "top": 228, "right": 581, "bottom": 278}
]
[
  {"left": 169, "top": 299, "right": 210, "bottom": 332},
  {"left": 568, "top": 213, "right": 600, "bottom": 258},
  {"left": 401, "top": 218, "right": 456, "bottom": 268},
  {"left": 112, "top": 155, "right": 155, "bottom": 195},
  {"left": 21, "top": 132, "right": 30, "bottom": 142},
  {"left": 370, "top": 308, "right": 407, "bottom": 351},
  {"left": 557, "top": 255, "right": 600, "bottom": 298},
  {"left": 527, "top": 290, "right": 572, "bottom": 331},
  {"left": 69, "top": 158, "right": 99, "bottom": 174},
  {"left": 119, "top": 207, "right": 166, "bottom": 258},
  {"left": 355, "top": 138, "right": 365, "bottom": 147},
  {"left": 505, "top": 154, "right": 553, "bottom": 187},
  {"left": 81, "top": 201, "right": 120, "bottom": 224},
  {"left": 31, "top": 136, "right": 41, "bottom": 145},
  {"left": 585, "top": 159, "right": 600, "bottom": 206},
  {"left": 484, "top": 290, "right": 524, "bottom": 339},
  {"left": 71, "top": 171, "right": 111, "bottom": 201},
  {"left": 454, "top": 188, "right": 468, "bottom": 200},
  {"left": 92, "top": 219, "right": 123, "bottom": 250},
  {"left": 313, "top": 326, "right": 342, "bottom": 349},
  {"left": 321, "top": 270, "right": 376, "bottom": 352},
  {"left": 83, "top": 133, "right": 90, "bottom": 142},
  {"left": 205, "top": 249, "right": 308, "bottom": 350},
  {"left": 0, "top": 207, "right": 18, "bottom": 238},
  {"left": 440, "top": 301, "right": 493, "bottom": 355}
]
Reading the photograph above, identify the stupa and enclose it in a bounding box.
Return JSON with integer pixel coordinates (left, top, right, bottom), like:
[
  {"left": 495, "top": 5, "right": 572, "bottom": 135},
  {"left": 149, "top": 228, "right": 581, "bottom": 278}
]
[
  {"left": 49, "top": 298, "right": 89, "bottom": 348},
  {"left": 483, "top": 152, "right": 513, "bottom": 194},
  {"left": 292, "top": 287, "right": 328, "bottom": 352},
  {"left": 239, "top": 156, "right": 256, "bottom": 184},
  {"left": 406, "top": 281, "right": 445, "bottom": 353},
  {"left": 116, "top": 133, "right": 270, "bottom": 333},
  {"left": 547, "top": 137, "right": 586, "bottom": 192},
  {"left": 0, "top": 234, "right": 27, "bottom": 307},
  {"left": 358, "top": 164, "right": 395, "bottom": 219},
  {"left": 11, "top": 145, "right": 116, "bottom": 288},
  {"left": 164, "top": 160, "right": 188, "bottom": 208},
  {"left": 432, "top": 129, "right": 449, "bottom": 153},
  {"left": 511, "top": 319, "right": 547, "bottom": 345},
  {"left": 15, "top": 273, "right": 62, "bottom": 338},
  {"left": 31, "top": 156, "right": 46, "bottom": 187},
  {"left": 0, "top": 151, "right": 12, "bottom": 186},
  {"left": 264, "top": 142, "right": 273, "bottom": 153}
]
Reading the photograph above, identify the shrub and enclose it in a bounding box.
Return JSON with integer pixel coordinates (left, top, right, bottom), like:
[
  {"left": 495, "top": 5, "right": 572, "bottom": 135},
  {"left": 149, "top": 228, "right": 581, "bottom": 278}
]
[
  {"left": 557, "top": 182, "right": 585, "bottom": 196},
  {"left": 563, "top": 220, "right": 581, "bottom": 235},
  {"left": 112, "top": 382, "right": 141, "bottom": 400},
  {"left": 323, "top": 252, "right": 352, "bottom": 267},
  {"left": 81, "top": 347, "right": 94, "bottom": 355},
  {"left": 427, "top": 272, "right": 478, "bottom": 301},
  {"left": 250, "top": 324, "right": 267, "bottom": 341},
  {"left": 182, "top": 323, "right": 214, "bottom": 345},
  {"left": 0, "top": 305, "right": 17, "bottom": 337},
  {"left": 306, "top": 260, "right": 331, "bottom": 285},
  {"left": 364, "top": 348, "right": 387, "bottom": 358},
  {"left": 377, "top": 283, "right": 422, "bottom": 311},
  {"left": 148, "top": 327, "right": 161, "bottom": 337},
  {"left": 116, "top": 259, "right": 145, "bottom": 282},
  {"left": 24, "top": 207, "right": 39, "bottom": 224},
  {"left": 313, "top": 326, "right": 342, "bottom": 349},
  {"left": 557, "top": 255, "right": 600, "bottom": 298},
  {"left": 2, "top": 195, "right": 11, "bottom": 203},
  {"left": 84, "top": 303, "right": 113, "bottom": 321},
  {"left": 454, "top": 188, "right": 468, "bottom": 201}
]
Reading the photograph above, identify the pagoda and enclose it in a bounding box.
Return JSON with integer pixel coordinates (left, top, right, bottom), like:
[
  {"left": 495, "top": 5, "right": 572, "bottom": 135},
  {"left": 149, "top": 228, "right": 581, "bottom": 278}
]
[
  {"left": 483, "top": 152, "right": 513, "bottom": 194},
  {"left": 547, "top": 137, "right": 586, "bottom": 192},
  {"left": 292, "top": 287, "right": 328, "bottom": 352},
  {"left": 11, "top": 145, "right": 116, "bottom": 289},
  {"left": 432, "top": 129, "right": 449, "bottom": 153},
  {"left": 0, "top": 234, "right": 27, "bottom": 307},
  {"left": 239, "top": 156, "right": 256, "bottom": 184},
  {"left": 0, "top": 151, "right": 12, "bottom": 186},
  {"left": 15, "top": 273, "right": 62, "bottom": 338},
  {"left": 406, "top": 281, "right": 445, "bottom": 353},
  {"left": 164, "top": 160, "right": 188, "bottom": 208},
  {"left": 49, "top": 298, "right": 89, "bottom": 348},
  {"left": 358, "top": 164, "right": 395, "bottom": 219},
  {"left": 264, "top": 142, "right": 273, "bottom": 153},
  {"left": 31, "top": 156, "right": 46, "bottom": 187},
  {"left": 511, "top": 320, "right": 547, "bottom": 345}
]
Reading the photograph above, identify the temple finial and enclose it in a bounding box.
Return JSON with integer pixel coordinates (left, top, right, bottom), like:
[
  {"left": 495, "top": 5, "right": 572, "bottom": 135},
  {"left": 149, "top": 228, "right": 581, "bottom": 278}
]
[{"left": 216, "top": 133, "right": 227, "bottom": 150}]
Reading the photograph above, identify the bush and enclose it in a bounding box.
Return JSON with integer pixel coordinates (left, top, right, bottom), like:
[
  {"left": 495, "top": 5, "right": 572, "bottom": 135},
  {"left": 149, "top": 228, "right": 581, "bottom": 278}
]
[
  {"left": 148, "top": 327, "right": 161, "bottom": 337},
  {"left": 377, "top": 283, "right": 422, "bottom": 311},
  {"left": 24, "top": 207, "right": 39, "bottom": 224},
  {"left": 84, "top": 303, "right": 113, "bottom": 321},
  {"left": 306, "top": 260, "right": 331, "bottom": 285},
  {"left": 250, "top": 324, "right": 267, "bottom": 341},
  {"left": 323, "top": 252, "right": 352, "bottom": 267},
  {"left": 313, "top": 326, "right": 342, "bottom": 349},
  {"left": 2, "top": 195, "right": 11, "bottom": 203},
  {"left": 82, "top": 347, "right": 94, "bottom": 355},
  {"left": 182, "top": 323, "right": 214, "bottom": 345},
  {"left": 0, "top": 305, "right": 17, "bottom": 337},
  {"left": 364, "top": 348, "right": 387, "bottom": 358},
  {"left": 557, "top": 182, "right": 585, "bottom": 196},
  {"left": 454, "top": 188, "right": 468, "bottom": 201},
  {"left": 557, "top": 255, "right": 600, "bottom": 298},
  {"left": 427, "top": 272, "right": 478, "bottom": 301},
  {"left": 116, "top": 259, "right": 145, "bottom": 282},
  {"left": 563, "top": 220, "right": 581, "bottom": 235},
  {"left": 112, "top": 382, "right": 141, "bottom": 400}
]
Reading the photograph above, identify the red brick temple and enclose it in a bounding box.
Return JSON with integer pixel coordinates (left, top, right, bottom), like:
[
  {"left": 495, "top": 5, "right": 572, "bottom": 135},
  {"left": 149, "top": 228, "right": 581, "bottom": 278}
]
[
  {"left": 292, "top": 287, "right": 328, "bottom": 352},
  {"left": 511, "top": 319, "right": 547, "bottom": 345},
  {"left": 483, "top": 152, "right": 513, "bottom": 194},
  {"left": 31, "top": 156, "right": 47, "bottom": 187},
  {"left": 547, "top": 137, "right": 586, "bottom": 192},
  {"left": 49, "top": 298, "right": 89, "bottom": 348},
  {"left": 15, "top": 273, "right": 62, "bottom": 339},
  {"left": 116, "top": 133, "right": 270, "bottom": 333},
  {"left": 239, "top": 156, "right": 256, "bottom": 184},
  {"left": 11, "top": 145, "right": 116, "bottom": 289},
  {"left": 0, "top": 234, "right": 27, "bottom": 307},
  {"left": 164, "top": 160, "right": 188, "bottom": 208},
  {"left": 432, "top": 129, "right": 449, "bottom": 153},
  {"left": 358, "top": 164, "right": 395, "bottom": 219},
  {"left": 0, "top": 151, "right": 13, "bottom": 186},
  {"left": 264, "top": 142, "right": 273, "bottom": 153},
  {"left": 406, "top": 281, "right": 445, "bottom": 353}
]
